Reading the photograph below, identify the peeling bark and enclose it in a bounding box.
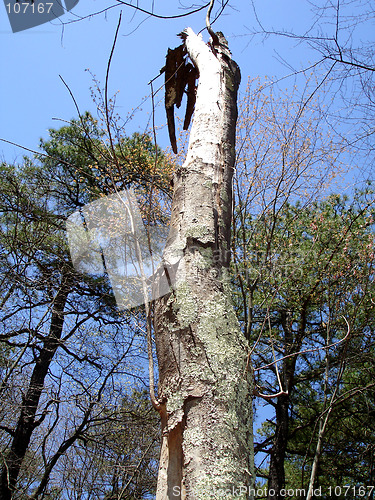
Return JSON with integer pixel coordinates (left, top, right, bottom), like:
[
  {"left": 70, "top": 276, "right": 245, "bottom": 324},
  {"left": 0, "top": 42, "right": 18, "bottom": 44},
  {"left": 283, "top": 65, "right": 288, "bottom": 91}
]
[{"left": 154, "top": 29, "right": 254, "bottom": 499}]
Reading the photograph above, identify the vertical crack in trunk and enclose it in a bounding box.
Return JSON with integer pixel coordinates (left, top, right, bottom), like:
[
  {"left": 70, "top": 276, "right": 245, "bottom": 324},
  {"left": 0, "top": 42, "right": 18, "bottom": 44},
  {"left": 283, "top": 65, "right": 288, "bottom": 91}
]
[{"left": 166, "top": 421, "right": 184, "bottom": 498}]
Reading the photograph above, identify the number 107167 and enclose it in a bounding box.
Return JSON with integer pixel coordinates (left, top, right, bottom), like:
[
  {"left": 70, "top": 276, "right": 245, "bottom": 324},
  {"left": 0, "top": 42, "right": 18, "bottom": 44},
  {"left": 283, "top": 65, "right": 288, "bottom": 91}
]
[
  {"left": 328, "top": 485, "right": 374, "bottom": 497},
  {"left": 5, "top": 2, "right": 54, "bottom": 14}
]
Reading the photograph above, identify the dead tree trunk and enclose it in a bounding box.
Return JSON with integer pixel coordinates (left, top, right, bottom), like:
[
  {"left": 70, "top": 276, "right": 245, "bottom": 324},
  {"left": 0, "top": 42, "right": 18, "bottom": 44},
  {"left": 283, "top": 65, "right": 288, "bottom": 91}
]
[{"left": 154, "top": 28, "right": 254, "bottom": 499}]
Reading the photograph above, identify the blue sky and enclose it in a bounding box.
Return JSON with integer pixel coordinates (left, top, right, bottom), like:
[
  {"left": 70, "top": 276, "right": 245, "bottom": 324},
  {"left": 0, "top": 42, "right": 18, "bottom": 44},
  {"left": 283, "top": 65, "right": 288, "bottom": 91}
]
[{"left": 0, "top": 0, "right": 318, "bottom": 162}]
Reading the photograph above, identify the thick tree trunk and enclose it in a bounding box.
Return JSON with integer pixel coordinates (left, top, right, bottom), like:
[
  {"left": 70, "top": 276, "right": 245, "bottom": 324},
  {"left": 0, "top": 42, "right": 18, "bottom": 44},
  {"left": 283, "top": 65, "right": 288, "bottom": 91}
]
[
  {"left": 154, "top": 29, "right": 254, "bottom": 499},
  {"left": 0, "top": 279, "right": 69, "bottom": 500}
]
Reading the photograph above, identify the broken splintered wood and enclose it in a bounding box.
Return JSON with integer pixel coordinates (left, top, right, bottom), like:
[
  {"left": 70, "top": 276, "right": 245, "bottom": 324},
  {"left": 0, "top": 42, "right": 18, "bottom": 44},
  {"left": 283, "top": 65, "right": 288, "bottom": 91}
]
[{"left": 163, "top": 38, "right": 198, "bottom": 154}]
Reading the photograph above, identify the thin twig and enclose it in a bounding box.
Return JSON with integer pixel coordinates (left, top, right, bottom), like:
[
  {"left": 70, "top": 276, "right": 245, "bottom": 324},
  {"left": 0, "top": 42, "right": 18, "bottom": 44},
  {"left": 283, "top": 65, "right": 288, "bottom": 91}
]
[{"left": 254, "top": 321, "right": 350, "bottom": 372}]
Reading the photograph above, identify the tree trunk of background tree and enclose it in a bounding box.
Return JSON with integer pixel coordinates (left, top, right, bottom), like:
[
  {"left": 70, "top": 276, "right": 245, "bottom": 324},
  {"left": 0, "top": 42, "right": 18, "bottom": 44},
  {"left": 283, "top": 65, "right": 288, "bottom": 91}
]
[
  {"left": 267, "top": 309, "right": 303, "bottom": 499},
  {"left": 267, "top": 395, "right": 289, "bottom": 500},
  {"left": 0, "top": 276, "right": 70, "bottom": 500},
  {"left": 154, "top": 28, "right": 254, "bottom": 499}
]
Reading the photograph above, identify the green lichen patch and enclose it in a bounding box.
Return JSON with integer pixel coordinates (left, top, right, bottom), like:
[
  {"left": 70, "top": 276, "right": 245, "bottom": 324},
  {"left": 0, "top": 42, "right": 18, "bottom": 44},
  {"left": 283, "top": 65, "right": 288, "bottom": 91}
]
[
  {"left": 185, "top": 224, "right": 213, "bottom": 242},
  {"left": 173, "top": 281, "right": 198, "bottom": 328}
]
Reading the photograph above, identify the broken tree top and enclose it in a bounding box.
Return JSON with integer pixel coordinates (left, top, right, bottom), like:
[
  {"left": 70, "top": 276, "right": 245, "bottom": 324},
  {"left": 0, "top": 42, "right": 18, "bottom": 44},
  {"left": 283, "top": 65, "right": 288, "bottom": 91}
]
[{"left": 162, "top": 28, "right": 239, "bottom": 155}]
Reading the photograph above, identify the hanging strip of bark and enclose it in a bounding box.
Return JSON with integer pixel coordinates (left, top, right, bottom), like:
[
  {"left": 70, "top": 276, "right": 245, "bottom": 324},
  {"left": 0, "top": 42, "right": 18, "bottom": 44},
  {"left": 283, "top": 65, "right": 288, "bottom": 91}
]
[{"left": 154, "top": 28, "right": 254, "bottom": 499}]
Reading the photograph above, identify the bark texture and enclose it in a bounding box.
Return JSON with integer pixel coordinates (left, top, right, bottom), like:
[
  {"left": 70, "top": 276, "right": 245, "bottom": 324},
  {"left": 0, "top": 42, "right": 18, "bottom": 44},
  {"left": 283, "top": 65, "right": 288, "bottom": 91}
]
[{"left": 154, "top": 29, "right": 254, "bottom": 499}]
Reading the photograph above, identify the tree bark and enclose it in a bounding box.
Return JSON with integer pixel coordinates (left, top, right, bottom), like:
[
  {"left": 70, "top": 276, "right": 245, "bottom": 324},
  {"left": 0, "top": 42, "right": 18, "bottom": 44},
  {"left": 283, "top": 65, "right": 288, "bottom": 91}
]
[
  {"left": 0, "top": 278, "right": 70, "bottom": 500},
  {"left": 154, "top": 29, "right": 254, "bottom": 499}
]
